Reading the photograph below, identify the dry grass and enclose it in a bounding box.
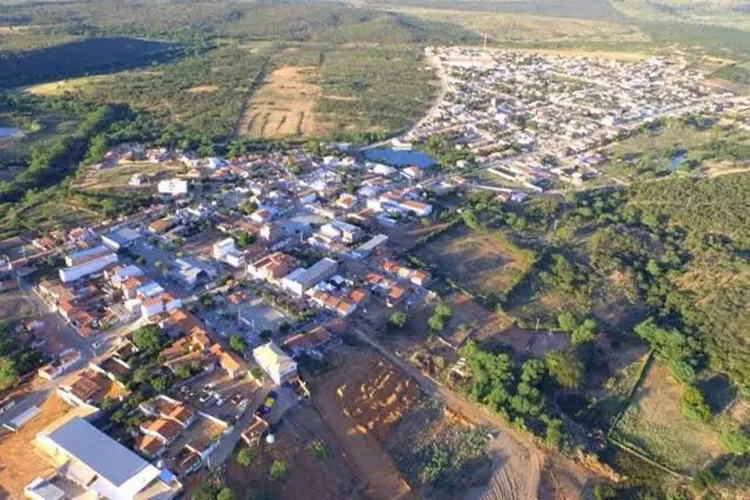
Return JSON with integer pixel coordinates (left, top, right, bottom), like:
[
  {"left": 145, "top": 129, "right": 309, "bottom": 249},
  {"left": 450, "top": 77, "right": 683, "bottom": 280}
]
[
  {"left": 239, "top": 66, "right": 330, "bottom": 139},
  {"left": 612, "top": 362, "right": 727, "bottom": 474},
  {"left": 415, "top": 225, "right": 534, "bottom": 298},
  {"left": 186, "top": 85, "right": 218, "bottom": 94},
  {"left": 0, "top": 395, "right": 94, "bottom": 498},
  {"left": 385, "top": 6, "right": 648, "bottom": 44},
  {"left": 25, "top": 75, "right": 112, "bottom": 96}
]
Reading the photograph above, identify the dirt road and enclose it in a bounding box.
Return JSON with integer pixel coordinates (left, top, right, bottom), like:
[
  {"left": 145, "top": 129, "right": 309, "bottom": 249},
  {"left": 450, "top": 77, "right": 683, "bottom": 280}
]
[{"left": 351, "top": 327, "right": 544, "bottom": 500}]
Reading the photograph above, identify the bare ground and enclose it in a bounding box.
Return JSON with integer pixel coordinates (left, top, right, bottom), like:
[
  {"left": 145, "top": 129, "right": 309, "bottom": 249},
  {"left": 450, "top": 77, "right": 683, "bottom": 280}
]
[{"left": 239, "top": 66, "right": 329, "bottom": 139}]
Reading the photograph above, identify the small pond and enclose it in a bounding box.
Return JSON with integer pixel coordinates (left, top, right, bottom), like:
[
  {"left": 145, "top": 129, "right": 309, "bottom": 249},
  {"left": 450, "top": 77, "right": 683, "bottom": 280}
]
[
  {"left": 0, "top": 127, "right": 23, "bottom": 138},
  {"left": 364, "top": 147, "right": 436, "bottom": 168}
]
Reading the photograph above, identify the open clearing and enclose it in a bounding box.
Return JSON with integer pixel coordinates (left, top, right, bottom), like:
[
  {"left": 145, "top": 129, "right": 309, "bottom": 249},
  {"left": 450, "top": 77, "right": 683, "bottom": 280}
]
[
  {"left": 224, "top": 404, "right": 364, "bottom": 500},
  {"left": 0, "top": 290, "right": 38, "bottom": 322},
  {"left": 387, "top": 6, "right": 647, "bottom": 44},
  {"left": 611, "top": 361, "right": 727, "bottom": 474},
  {"left": 311, "top": 346, "right": 497, "bottom": 499},
  {"left": 414, "top": 225, "right": 535, "bottom": 299},
  {"left": 25, "top": 75, "right": 114, "bottom": 96},
  {"left": 311, "top": 349, "right": 417, "bottom": 500},
  {"left": 239, "top": 66, "right": 328, "bottom": 139}
]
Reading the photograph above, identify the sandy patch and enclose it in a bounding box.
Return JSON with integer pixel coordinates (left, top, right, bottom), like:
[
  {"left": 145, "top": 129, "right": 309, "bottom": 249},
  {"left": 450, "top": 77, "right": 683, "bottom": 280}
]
[
  {"left": 186, "top": 85, "right": 219, "bottom": 93},
  {"left": 239, "top": 66, "right": 329, "bottom": 139}
]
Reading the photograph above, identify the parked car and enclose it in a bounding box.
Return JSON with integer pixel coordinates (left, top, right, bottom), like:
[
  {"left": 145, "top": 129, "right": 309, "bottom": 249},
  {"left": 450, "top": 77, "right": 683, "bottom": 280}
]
[{"left": 255, "top": 391, "right": 278, "bottom": 415}]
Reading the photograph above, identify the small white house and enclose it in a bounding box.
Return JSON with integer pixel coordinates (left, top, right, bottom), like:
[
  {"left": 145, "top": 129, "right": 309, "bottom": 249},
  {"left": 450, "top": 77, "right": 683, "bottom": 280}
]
[
  {"left": 253, "top": 342, "right": 298, "bottom": 386},
  {"left": 157, "top": 179, "right": 189, "bottom": 196}
]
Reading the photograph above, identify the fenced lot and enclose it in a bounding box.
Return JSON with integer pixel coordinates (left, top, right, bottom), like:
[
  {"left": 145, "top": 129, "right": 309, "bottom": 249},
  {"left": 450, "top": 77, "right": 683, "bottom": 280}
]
[
  {"left": 413, "top": 225, "right": 535, "bottom": 302},
  {"left": 610, "top": 361, "right": 727, "bottom": 474}
]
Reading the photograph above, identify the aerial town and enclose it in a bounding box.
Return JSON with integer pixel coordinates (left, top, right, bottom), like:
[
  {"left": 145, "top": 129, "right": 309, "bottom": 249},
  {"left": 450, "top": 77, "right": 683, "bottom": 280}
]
[
  {"left": 0, "top": 47, "right": 747, "bottom": 500},
  {"left": 410, "top": 47, "right": 749, "bottom": 189}
]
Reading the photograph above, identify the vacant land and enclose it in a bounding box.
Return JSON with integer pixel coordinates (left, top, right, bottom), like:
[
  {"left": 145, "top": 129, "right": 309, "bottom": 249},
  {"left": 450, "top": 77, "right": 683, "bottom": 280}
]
[
  {"left": 311, "top": 347, "right": 494, "bottom": 499},
  {"left": 311, "top": 349, "right": 416, "bottom": 500},
  {"left": 240, "top": 66, "right": 328, "bottom": 139},
  {"left": 226, "top": 403, "right": 365, "bottom": 499},
  {"left": 385, "top": 6, "right": 647, "bottom": 43},
  {"left": 611, "top": 362, "right": 727, "bottom": 474},
  {"left": 0, "top": 290, "right": 37, "bottom": 321},
  {"left": 414, "top": 225, "right": 535, "bottom": 301}
]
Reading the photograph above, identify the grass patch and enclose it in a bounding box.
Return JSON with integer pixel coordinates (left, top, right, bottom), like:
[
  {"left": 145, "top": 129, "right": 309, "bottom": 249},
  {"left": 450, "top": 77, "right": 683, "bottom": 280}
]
[
  {"left": 414, "top": 224, "right": 535, "bottom": 303},
  {"left": 611, "top": 361, "right": 727, "bottom": 474}
]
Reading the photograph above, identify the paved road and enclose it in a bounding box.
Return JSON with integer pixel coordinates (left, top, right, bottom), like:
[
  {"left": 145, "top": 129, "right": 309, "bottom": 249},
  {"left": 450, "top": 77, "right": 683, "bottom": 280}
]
[
  {"left": 206, "top": 378, "right": 274, "bottom": 468},
  {"left": 0, "top": 284, "right": 142, "bottom": 427}
]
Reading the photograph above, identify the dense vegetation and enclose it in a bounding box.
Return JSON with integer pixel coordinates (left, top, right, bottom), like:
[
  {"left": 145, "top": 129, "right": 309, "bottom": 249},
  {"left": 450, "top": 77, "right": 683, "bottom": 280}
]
[{"left": 0, "top": 37, "right": 183, "bottom": 88}]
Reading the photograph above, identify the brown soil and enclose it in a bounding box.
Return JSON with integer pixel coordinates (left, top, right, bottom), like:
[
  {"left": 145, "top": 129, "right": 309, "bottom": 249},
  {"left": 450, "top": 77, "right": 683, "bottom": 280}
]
[
  {"left": 224, "top": 404, "right": 364, "bottom": 500},
  {"left": 239, "top": 66, "right": 329, "bottom": 139},
  {"left": 310, "top": 350, "right": 417, "bottom": 500}
]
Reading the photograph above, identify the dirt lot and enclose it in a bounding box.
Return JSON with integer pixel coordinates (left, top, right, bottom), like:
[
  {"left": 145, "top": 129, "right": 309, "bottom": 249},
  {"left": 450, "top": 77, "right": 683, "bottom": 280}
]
[
  {"left": 74, "top": 161, "right": 183, "bottom": 192},
  {"left": 414, "top": 225, "right": 534, "bottom": 300},
  {"left": 0, "top": 290, "right": 37, "bottom": 322},
  {"left": 0, "top": 395, "right": 94, "bottom": 498},
  {"left": 311, "top": 349, "right": 416, "bottom": 500},
  {"left": 225, "top": 403, "right": 364, "bottom": 500},
  {"left": 239, "top": 66, "right": 328, "bottom": 139},
  {"left": 612, "top": 361, "right": 727, "bottom": 474}
]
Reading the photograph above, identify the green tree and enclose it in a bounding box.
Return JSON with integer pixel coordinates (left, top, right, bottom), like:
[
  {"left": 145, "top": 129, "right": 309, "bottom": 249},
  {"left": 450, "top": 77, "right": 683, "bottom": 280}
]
[
  {"left": 389, "top": 311, "right": 407, "bottom": 329},
  {"left": 175, "top": 364, "right": 191, "bottom": 380},
  {"left": 557, "top": 312, "right": 577, "bottom": 333},
  {"left": 0, "top": 357, "right": 18, "bottom": 390},
  {"left": 230, "top": 335, "right": 248, "bottom": 354},
  {"left": 428, "top": 315, "right": 445, "bottom": 332},
  {"left": 571, "top": 319, "right": 596, "bottom": 345},
  {"left": 236, "top": 448, "right": 253, "bottom": 467},
  {"left": 269, "top": 459, "right": 289, "bottom": 481},
  {"left": 545, "top": 350, "right": 583, "bottom": 389},
  {"left": 132, "top": 324, "right": 163, "bottom": 351},
  {"left": 133, "top": 366, "right": 151, "bottom": 384},
  {"left": 682, "top": 385, "right": 712, "bottom": 422},
  {"left": 151, "top": 375, "right": 172, "bottom": 393},
  {"left": 216, "top": 488, "right": 234, "bottom": 500},
  {"left": 545, "top": 419, "right": 564, "bottom": 450},
  {"left": 312, "top": 440, "right": 328, "bottom": 461}
]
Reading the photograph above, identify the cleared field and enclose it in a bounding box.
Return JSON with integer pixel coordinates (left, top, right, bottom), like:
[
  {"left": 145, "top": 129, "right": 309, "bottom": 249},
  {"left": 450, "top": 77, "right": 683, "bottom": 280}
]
[
  {"left": 414, "top": 225, "right": 535, "bottom": 300},
  {"left": 386, "top": 6, "right": 647, "bottom": 43},
  {"left": 239, "top": 66, "right": 328, "bottom": 139},
  {"left": 311, "top": 347, "right": 493, "bottom": 498},
  {"left": 312, "top": 349, "right": 417, "bottom": 500},
  {"left": 0, "top": 290, "right": 37, "bottom": 322},
  {"left": 25, "top": 75, "right": 114, "bottom": 96},
  {"left": 611, "top": 362, "right": 727, "bottom": 474}
]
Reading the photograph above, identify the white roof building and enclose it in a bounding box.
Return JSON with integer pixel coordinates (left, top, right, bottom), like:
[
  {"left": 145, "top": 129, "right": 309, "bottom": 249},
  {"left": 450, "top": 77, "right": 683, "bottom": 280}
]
[
  {"left": 252, "top": 342, "right": 297, "bottom": 386},
  {"left": 34, "top": 417, "right": 180, "bottom": 500},
  {"left": 157, "top": 179, "right": 189, "bottom": 196}
]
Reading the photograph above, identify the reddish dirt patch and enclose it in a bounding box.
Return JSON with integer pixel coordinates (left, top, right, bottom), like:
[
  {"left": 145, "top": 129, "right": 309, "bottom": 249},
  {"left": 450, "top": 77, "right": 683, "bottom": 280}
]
[
  {"left": 224, "top": 403, "right": 363, "bottom": 499},
  {"left": 310, "top": 349, "right": 417, "bottom": 500}
]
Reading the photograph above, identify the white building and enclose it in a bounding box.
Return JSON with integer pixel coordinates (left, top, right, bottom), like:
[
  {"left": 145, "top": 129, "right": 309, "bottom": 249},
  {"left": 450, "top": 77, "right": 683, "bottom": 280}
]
[
  {"left": 281, "top": 258, "right": 337, "bottom": 296},
  {"left": 253, "top": 341, "right": 297, "bottom": 386},
  {"left": 34, "top": 417, "right": 181, "bottom": 499},
  {"left": 212, "top": 238, "right": 236, "bottom": 260},
  {"left": 157, "top": 179, "right": 189, "bottom": 196},
  {"left": 59, "top": 246, "right": 118, "bottom": 283}
]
